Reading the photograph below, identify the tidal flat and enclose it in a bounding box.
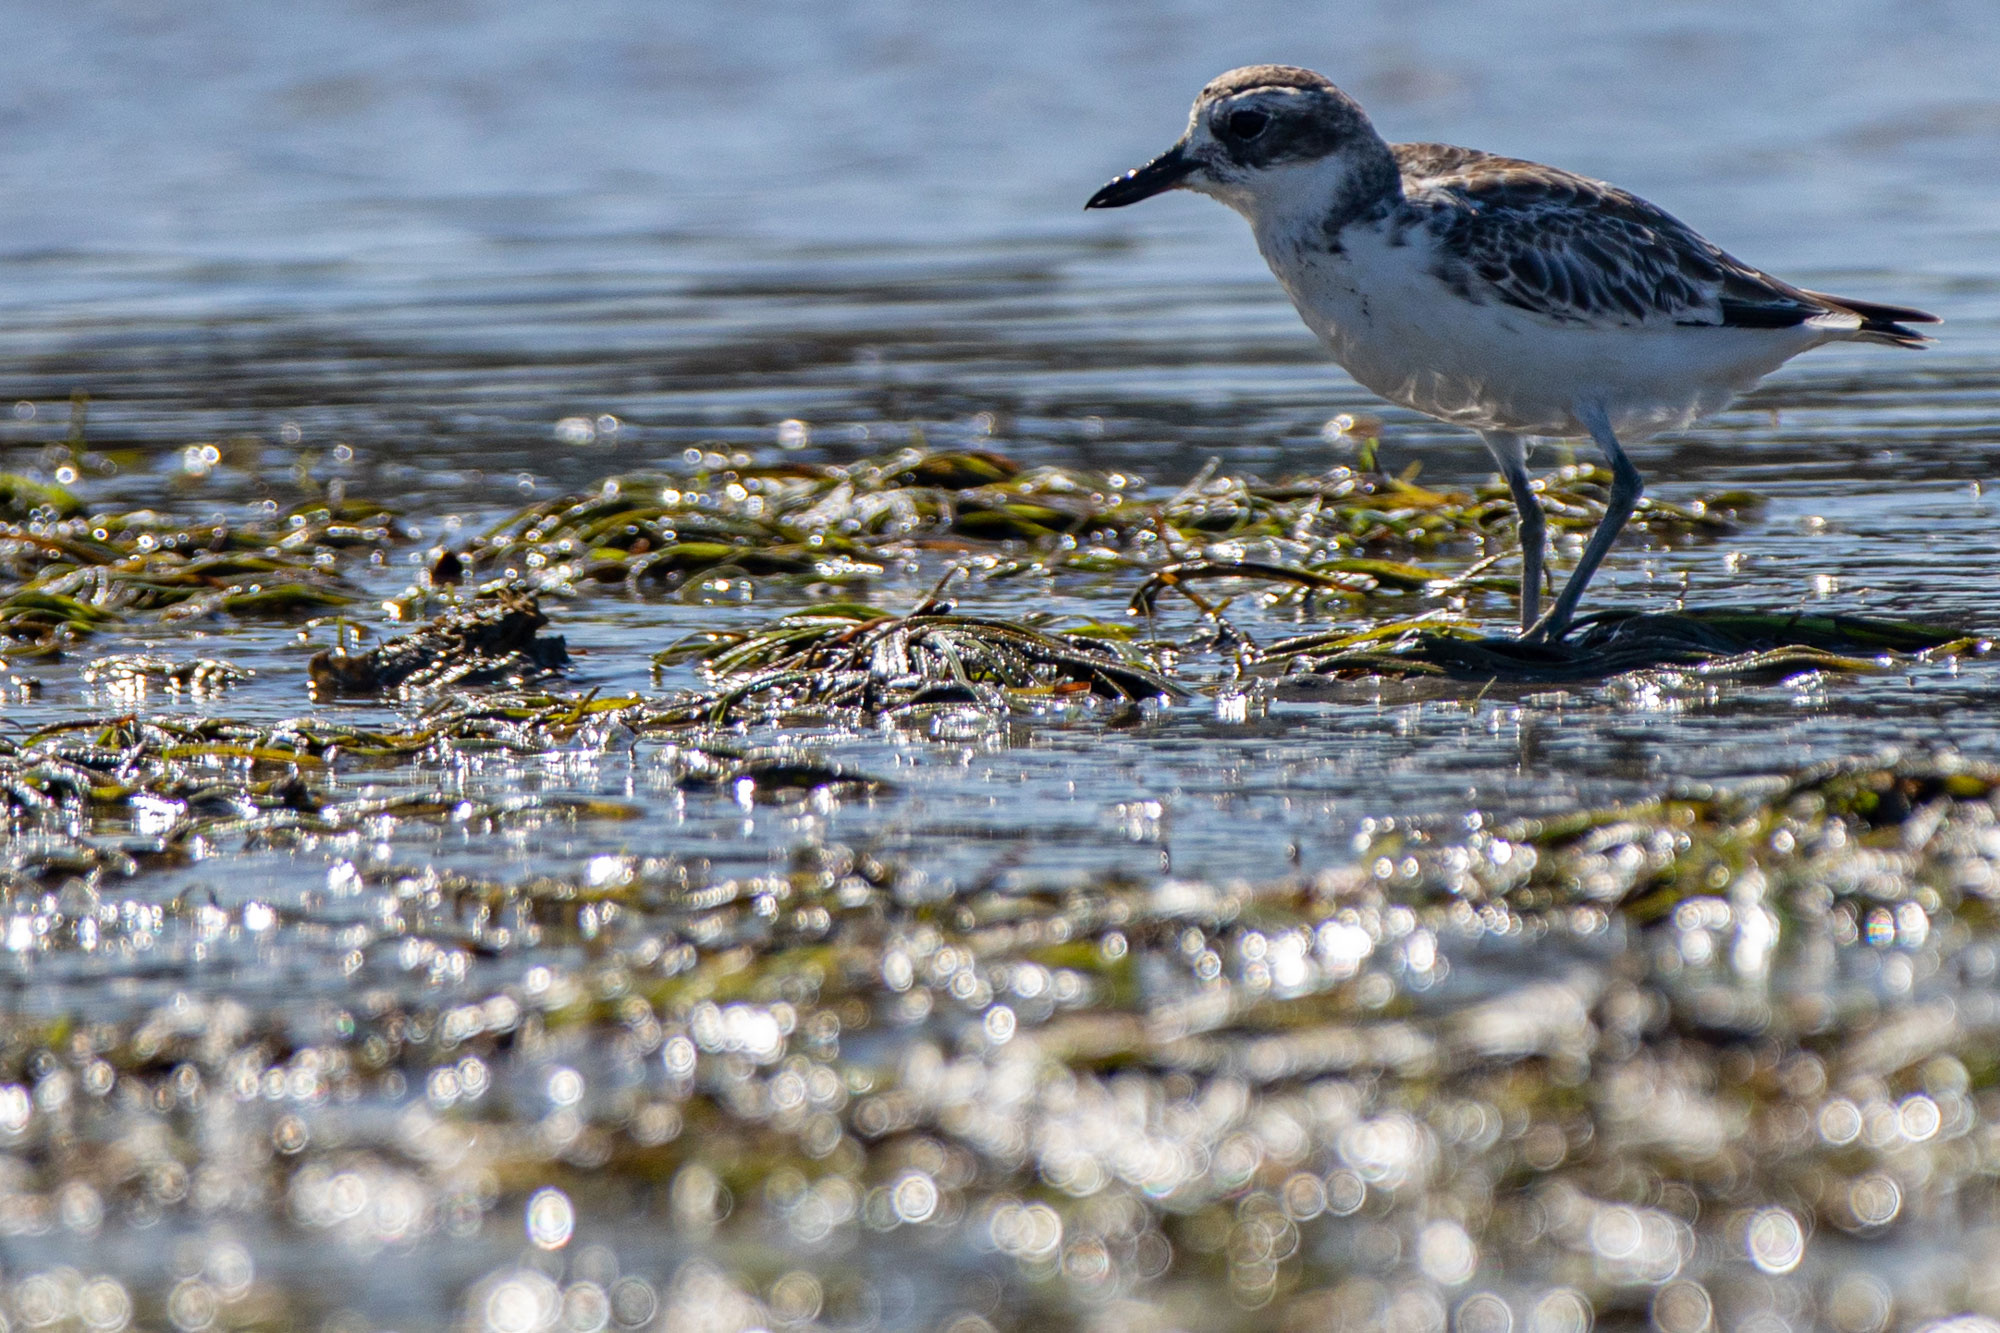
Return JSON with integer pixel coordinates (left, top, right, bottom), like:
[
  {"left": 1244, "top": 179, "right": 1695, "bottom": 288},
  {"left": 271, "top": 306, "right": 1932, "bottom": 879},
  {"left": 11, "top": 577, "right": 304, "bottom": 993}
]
[{"left": 0, "top": 431, "right": 1998, "bottom": 1333}]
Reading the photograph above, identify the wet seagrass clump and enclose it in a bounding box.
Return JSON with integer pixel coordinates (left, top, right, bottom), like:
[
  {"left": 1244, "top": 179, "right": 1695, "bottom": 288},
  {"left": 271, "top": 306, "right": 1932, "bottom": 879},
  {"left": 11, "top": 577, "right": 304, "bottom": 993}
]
[
  {"left": 308, "top": 589, "right": 571, "bottom": 700},
  {"left": 0, "top": 704, "right": 669, "bottom": 888},
  {"left": 1257, "top": 606, "right": 1983, "bottom": 684},
  {"left": 1502, "top": 751, "right": 2000, "bottom": 928},
  {"left": 454, "top": 446, "right": 1760, "bottom": 616},
  {"left": 0, "top": 481, "right": 413, "bottom": 659},
  {"left": 656, "top": 596, "right": 1185, "bottom": 722}
]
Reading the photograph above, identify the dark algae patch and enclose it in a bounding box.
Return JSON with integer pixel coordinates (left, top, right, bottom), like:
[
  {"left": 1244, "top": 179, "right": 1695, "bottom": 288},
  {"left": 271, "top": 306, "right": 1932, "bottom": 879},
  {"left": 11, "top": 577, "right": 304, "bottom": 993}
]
[
  {"left": 308, "top": 589, "right": 572, "bottom": 700},
  {"left": 1266, "top": 607, "right": 1984, "bottom": 684},
  {"left": 3, "top": 442, "right": 1999, "bottom": 1330}
]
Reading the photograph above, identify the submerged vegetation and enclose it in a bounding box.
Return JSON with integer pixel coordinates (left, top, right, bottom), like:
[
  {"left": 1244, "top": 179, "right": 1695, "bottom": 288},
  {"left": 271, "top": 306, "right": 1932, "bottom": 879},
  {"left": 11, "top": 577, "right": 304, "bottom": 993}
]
[
  {"left": 0, "top": 440, "right": 1994, "bottom": 1330},
  {"left": 452, "top": 448, "right": 1760, "bottom": 604},
  {"left": 0, "top": 444, "right": 1768, "bottom": 668},
  {"left": 0, "top": 487, "right": 389, "bottom": 659}
]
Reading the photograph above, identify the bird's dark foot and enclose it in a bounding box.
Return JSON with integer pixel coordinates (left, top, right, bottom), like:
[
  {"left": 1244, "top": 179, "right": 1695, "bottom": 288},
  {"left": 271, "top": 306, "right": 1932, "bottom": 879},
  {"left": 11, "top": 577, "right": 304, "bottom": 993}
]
[{"left": 1518, "top": 611, "right": 1573, "bottom": 646}]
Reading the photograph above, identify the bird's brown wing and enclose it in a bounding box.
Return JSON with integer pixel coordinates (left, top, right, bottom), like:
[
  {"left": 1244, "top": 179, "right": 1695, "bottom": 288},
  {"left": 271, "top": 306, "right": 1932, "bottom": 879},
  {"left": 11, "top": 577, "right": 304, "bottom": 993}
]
[{"left": 1392, "top": 143, "right": 1933, "bottom": 344}]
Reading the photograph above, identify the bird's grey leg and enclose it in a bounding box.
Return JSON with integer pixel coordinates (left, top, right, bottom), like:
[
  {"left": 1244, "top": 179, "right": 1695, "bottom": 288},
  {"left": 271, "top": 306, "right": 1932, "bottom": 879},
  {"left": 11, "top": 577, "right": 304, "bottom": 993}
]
[
  {"left": 1479, "top": 430, "right": 1543, "bottom": 633},
  {"left": 1523, "top": 401, "right": 1643, "bottom": 644}
]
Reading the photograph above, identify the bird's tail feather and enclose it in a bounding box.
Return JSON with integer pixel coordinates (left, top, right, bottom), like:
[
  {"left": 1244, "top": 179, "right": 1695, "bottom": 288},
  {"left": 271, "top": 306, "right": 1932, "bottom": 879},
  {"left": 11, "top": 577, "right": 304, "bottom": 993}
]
[{"left": 1800, "top": 289, "right": 1940, "bottom": 348}]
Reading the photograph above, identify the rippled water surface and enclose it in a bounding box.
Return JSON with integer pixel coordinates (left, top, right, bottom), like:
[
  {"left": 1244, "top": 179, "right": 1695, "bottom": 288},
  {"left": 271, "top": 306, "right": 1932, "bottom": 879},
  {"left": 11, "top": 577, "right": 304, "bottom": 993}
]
[{"left": 4, "top": 3, "right": 2000, "bottom": 1331}]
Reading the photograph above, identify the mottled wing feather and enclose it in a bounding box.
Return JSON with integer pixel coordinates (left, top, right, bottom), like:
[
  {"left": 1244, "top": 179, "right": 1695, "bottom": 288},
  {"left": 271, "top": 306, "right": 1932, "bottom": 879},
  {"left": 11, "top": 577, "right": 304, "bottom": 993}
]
[{"left": 1392, "top": 143, "right": 1824, "bottom": 330}]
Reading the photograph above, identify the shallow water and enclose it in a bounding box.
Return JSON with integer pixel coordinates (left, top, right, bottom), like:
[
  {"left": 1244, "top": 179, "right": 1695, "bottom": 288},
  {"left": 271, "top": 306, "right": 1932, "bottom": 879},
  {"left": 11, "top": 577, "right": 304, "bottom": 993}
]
[{"left": 4, "top": 3, "right": 2000, "bottom": 1331}]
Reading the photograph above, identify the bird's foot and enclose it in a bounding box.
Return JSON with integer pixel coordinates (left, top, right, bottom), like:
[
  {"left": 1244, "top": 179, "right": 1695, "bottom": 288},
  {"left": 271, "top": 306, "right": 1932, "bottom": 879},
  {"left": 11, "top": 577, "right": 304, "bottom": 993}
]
[{"left": 1517, "top": 611, "right": 1573, "bottom": 647}]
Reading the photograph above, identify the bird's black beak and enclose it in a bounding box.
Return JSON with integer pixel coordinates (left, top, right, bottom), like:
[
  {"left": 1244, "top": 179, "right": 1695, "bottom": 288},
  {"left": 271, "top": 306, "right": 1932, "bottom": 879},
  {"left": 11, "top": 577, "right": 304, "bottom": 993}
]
[{"left": 1086, "top": 144, "right": 1196, "bottom": 209}]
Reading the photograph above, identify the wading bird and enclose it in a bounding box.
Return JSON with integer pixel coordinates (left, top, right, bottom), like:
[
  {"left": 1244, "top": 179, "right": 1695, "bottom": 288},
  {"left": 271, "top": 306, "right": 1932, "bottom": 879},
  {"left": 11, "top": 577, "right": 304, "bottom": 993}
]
[{"left": 1087, "top": 66, "right": 1937, "bottom": 642}]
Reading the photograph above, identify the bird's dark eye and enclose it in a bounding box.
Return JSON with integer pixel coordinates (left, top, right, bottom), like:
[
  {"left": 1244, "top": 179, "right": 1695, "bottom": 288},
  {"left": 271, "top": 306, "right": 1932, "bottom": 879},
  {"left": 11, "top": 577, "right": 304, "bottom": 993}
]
[{"left": 1227, "top": 109, "right": 1269, "bottom": 140}]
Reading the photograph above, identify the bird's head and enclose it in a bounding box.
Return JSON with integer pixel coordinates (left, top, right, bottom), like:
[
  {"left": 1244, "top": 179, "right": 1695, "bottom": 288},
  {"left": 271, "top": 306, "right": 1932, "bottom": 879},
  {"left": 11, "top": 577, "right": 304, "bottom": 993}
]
[{"left": 1086, "top": 65, "right": 1393, "bottom": 225}]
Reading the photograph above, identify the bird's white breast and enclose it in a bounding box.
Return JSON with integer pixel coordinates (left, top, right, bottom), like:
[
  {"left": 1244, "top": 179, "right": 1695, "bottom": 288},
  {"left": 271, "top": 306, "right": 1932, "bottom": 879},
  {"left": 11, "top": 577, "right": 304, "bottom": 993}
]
[{"left": 1252, "top": 217, "right": 1826, "bottom": 440}]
